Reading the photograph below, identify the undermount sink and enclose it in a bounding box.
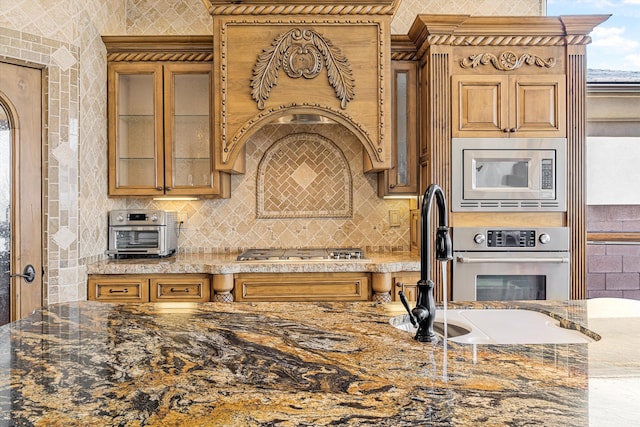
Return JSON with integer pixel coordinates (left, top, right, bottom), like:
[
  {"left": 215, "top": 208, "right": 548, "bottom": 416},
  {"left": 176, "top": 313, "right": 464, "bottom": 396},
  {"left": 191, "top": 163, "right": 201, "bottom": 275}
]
[{"left": 391, "top": 309, "right": 596, "bottom": 345}]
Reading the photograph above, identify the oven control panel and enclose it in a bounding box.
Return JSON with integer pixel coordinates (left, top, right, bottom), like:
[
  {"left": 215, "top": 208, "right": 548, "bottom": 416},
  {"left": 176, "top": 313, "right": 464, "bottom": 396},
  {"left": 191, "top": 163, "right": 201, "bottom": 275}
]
[
  {"left": 454, "top": 227, "right": 569, "bottom": 252},
  {"left": 486, "top": 230, "right": 536, "bottom": 248}
]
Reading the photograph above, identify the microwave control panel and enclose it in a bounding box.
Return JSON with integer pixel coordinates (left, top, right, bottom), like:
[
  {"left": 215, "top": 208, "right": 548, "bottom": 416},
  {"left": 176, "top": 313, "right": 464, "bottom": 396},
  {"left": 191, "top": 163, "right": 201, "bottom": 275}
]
[{"left": 541, "top": 159, "right": 554, "bottom": 189}]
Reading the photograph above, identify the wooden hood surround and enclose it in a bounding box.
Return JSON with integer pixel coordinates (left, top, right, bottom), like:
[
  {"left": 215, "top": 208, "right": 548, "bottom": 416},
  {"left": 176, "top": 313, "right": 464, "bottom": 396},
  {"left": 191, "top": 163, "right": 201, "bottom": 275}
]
[{"left": 202, "top": 0, "right": 400, "bottom": 173}]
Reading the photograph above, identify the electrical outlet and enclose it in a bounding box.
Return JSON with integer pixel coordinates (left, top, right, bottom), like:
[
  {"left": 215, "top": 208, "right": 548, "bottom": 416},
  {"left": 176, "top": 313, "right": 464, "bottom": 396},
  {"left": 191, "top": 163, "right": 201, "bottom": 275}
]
[
  {"left": 389, "top": 210, "right": 400, "bottom": 227},
  {"left": 178, "top": 212, "right": 187, "bottom": 223}
]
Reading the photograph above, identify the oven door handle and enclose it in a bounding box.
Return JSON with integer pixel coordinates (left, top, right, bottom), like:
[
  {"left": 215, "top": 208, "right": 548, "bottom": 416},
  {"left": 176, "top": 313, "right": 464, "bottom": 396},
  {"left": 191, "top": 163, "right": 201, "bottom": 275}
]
[{"left": 456, "top": 256, "right": 569, "bottom": 264}]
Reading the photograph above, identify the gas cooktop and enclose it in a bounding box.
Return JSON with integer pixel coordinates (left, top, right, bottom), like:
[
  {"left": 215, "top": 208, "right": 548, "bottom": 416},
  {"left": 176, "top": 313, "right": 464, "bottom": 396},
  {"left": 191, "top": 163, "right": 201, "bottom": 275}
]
[{"left": 236, "top": 248, "right": 366, "bottom": 261}]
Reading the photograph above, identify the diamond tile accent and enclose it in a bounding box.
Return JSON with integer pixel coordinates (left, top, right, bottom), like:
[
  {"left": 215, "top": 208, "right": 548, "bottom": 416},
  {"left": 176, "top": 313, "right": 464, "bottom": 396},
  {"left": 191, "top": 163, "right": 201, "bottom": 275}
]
[
  {"left": 53, "top": 226, "right": 77, "bottom": 250},
  {"left": 291, "top": 162, "right": 318, "bottom": 190},
  {"left": 52, "top": 143, "right": 76, "bottom": 166},
  {"left": 51, "top": 46, "right": 77, "bottom": 71}
]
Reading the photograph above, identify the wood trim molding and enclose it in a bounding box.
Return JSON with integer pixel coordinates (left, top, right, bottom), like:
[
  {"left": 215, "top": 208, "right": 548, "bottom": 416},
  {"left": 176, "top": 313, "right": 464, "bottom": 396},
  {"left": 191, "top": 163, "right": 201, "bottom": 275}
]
[
  {"left": 201, "top": 0, "right": 400, "bottom": 16},
  {"left": 391, "top": 34, "right": 417, "bottom": 61},
  {"left": 587, "top": 232, "right": 640, "bottom": 242},
  {"left": 102, "top": 36, "right": 213, "bottom": 62},
  {"left": 408, "top": 15, "right": 610, "bottom": 49},
  {"left": 566, "top": 44, "right": 587, "bottom": 300}
]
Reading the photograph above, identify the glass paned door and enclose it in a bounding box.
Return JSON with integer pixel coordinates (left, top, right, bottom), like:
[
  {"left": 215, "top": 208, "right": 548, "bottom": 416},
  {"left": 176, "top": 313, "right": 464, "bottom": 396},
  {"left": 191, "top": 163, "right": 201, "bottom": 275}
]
[{"left": 0, "top": 102, "right": 10, "bottom": 325}]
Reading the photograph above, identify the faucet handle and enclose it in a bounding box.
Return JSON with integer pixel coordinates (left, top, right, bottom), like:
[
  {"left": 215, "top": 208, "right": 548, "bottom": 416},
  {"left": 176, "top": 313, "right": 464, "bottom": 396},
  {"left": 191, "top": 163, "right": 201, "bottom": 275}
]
[
  {"left": 436, "top": 227, "right": 453, "bottom": 261},
  {"left": 398, "top": 290, "right": 418, "bottom": 327}
]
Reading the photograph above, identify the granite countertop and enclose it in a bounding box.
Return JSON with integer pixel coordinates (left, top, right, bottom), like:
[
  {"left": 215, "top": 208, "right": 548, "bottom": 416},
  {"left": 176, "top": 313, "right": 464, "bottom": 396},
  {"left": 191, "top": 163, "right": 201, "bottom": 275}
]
[
  {"left": 86, "top": 252, "right": 421, "bottom": 275},
  {"left": 1, "top": 298, "right": 639, "bottom": 426}
]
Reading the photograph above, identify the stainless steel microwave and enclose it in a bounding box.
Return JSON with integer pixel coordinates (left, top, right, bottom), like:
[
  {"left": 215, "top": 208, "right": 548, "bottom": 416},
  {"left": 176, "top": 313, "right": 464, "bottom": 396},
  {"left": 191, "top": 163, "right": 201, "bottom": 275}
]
[{"left": 451, "top": 138, "right": 566, "bottom": 211}]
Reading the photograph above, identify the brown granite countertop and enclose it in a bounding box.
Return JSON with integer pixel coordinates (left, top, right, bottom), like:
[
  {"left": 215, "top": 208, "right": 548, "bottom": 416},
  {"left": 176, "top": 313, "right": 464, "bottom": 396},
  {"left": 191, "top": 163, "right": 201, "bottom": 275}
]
[
  {"left": 1, "top": 298, "right": 639, "bottom": 426},
  {"left": 86, "top": 251, "right": 420, "bottom": 275}
]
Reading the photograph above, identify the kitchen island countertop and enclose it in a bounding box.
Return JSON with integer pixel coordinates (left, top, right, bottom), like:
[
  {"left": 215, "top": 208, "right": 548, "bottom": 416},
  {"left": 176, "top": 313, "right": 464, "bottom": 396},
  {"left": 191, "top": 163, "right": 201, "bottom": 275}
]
[{"left": 1, "top": 298, "right": 639, "bottom": 426}]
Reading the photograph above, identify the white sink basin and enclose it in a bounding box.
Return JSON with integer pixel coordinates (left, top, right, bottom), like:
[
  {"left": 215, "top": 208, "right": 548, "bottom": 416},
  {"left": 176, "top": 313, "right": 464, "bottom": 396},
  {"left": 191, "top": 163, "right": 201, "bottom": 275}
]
[{"left": 392, "top": 309, "right": 595, "bottom": 345}]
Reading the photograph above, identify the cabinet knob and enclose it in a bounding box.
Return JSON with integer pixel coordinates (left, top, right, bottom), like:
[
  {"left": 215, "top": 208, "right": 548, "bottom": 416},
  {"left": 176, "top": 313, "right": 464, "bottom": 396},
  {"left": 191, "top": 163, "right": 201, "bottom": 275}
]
[
  {"left": 510, "top": 127, "right": 517, "bottom": 133},
  {"left": 165, "top": 186, "right": 172, "bottom": 191},
  {"left": 156, "top": 186, "right": 163, "bottom": 191}
]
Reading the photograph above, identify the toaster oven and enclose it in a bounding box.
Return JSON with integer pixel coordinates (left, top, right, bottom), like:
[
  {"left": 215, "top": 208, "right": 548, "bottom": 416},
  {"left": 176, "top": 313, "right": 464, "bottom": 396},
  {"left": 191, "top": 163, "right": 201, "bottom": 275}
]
[{"left": 106, "top": 210, "right": 178, "bottom": 257}]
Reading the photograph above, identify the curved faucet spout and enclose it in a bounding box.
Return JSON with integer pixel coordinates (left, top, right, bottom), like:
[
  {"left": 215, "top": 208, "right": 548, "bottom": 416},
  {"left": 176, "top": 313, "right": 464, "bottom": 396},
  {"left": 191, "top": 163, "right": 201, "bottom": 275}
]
[{"left": 399, "top": 184, "right": 453, "bottom": 343}]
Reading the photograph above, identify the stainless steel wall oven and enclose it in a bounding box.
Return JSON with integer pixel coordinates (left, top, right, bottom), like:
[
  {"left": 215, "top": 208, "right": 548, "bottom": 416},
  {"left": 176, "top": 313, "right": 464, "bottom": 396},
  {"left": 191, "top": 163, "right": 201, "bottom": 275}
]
[{"left": 453, "top": 227, "right": 569, "bottom": 301}]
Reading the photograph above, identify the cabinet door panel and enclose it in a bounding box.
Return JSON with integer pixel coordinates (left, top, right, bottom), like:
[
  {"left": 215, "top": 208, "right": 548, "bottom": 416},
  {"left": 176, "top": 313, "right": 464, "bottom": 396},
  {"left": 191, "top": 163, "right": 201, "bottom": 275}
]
[
  {"left": 379, "top": 61, "right": 418, "bottom": 195},
  {"left": 108, "top": 63, "right": 164, "bottom": 196},
  {"left": 452, "top": 75, "right": 508, "bottom": 137},
  {"left": 392, "top": 274, "right": 420, "bottom": 302},
  {"left": 164, "top": 63, "right": 227, "bottom": 196},
  {"left": 511, "top": 75, "right": 566, "bottom": 137},
  {"left": 234, "top": 273, "right": 370, "bottom": 302}
]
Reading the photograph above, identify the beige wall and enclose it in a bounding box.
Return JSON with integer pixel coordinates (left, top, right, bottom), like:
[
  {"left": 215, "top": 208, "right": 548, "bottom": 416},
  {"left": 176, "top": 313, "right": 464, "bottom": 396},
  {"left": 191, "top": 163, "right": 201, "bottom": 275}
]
[{"left": 0, "top": 0, "right": 543, "bottom": 304}]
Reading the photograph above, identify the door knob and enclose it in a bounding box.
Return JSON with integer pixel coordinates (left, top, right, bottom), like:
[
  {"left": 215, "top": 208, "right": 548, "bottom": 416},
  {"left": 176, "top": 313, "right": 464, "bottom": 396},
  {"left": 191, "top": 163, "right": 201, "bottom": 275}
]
[{"left": 9, "top": 264, "right": 36, "bottom": 283}]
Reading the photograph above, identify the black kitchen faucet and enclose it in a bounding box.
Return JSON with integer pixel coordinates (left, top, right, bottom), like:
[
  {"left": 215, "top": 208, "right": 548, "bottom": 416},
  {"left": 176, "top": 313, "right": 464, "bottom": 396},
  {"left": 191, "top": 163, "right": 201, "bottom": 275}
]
[{"left": 399, "top": 184, "right": 453, "bottom": 343}]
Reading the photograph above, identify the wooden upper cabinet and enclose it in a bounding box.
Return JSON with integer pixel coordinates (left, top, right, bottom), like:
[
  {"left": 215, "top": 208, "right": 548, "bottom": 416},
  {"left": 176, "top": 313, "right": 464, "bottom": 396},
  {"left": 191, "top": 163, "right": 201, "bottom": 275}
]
[
  {"left": 452, "top": 74, "right": 566, "bottom": 138},
  {"left": 379, "top": 60, "right": 418, "bottom": 196},
  {"left": 104, "top": 36, "right": 230, "bottom": 198},
  {"left": 108, "top": 62, "right": 164, "bottom": 196}
]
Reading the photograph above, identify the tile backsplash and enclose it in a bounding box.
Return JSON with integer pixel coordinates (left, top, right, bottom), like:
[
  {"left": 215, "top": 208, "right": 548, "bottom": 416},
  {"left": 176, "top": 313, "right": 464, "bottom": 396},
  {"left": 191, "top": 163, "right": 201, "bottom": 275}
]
[{"left": 127, "top": 123, "right": 412, "bottom": 252}]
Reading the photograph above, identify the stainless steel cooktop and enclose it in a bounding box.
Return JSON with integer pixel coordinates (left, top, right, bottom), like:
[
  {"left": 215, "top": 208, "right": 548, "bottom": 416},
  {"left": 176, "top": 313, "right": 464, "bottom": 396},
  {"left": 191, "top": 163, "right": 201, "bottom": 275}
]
[{"left": 236, "top": 248, "right": 366, "bottom": 261}]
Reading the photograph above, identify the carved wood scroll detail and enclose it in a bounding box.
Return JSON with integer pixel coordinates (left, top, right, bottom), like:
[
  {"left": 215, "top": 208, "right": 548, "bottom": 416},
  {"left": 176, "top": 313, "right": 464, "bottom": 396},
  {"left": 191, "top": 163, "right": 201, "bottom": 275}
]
[
  {"left": 251, "top": 28, "right": 356, "bottom": 110},
  {"left": 461, "top": 51, "right": 557, "bottom": 70}
]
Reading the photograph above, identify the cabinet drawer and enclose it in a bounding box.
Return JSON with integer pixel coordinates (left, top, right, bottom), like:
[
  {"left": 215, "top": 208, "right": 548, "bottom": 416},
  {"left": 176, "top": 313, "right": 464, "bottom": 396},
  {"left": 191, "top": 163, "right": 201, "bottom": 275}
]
[
  {"left": 88, "top": 276, "right": 149, "bottom": 303},
  {"left": 150, "top": 275, "right": 210, "bottom": 302},
  {"left": 234, "top": 273, "right": 370, "bottom": 302}
]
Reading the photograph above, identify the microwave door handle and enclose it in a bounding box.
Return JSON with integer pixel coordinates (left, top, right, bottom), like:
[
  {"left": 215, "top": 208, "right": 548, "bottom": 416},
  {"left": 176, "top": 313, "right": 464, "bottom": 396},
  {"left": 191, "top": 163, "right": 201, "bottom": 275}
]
[{"left": 456, "top": 256, "right": 569, "bottom": 264}]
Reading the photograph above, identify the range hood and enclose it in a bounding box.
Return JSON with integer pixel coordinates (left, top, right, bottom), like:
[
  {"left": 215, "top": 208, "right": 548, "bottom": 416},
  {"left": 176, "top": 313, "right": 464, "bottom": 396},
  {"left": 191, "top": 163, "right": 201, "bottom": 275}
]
[{"left": 202, "top": 0, "right": 399, "bottom": 174}]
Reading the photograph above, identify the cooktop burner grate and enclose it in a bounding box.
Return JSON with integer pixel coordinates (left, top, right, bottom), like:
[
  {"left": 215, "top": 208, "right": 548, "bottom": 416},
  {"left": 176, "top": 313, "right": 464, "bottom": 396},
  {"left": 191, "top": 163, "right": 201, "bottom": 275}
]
[{"left": 236, "top": 248, "right": 366, "bottom": 261}]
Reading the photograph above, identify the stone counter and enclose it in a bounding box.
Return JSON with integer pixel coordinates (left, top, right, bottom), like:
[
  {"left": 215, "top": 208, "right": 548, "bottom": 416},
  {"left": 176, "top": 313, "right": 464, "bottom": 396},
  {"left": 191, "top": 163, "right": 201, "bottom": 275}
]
[
  {"left": 1, "top": 298, "right": 639, "bottom": 425},
  {"left": 86, "top": 252, "right": 421, "bottom": 275}
]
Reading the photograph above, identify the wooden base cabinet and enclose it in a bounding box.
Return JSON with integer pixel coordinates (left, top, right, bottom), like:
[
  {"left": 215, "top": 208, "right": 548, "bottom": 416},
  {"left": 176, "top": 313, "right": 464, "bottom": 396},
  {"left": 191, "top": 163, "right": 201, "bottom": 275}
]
[
  {"left": 392, "top": 273, "right": 420, "bottom": 303},
  {"left": 88, "top": 275, "right": 150, "bottom": 303},
  {"left": 88, "top": 274, "right": 211, "bottom": 303},
  {"left": 234, "top": 273, "right": 371, "bottom": 302},
  {"left": 150, "top": 275, "right": 210, "bottom": 302}
]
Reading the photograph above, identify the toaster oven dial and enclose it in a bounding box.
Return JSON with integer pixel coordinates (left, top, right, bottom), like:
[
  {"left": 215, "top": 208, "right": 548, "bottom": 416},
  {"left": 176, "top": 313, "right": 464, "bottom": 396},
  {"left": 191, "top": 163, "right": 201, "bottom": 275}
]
[
  {"left": 151, "top": 213, "right": 159, "bottom": 222},
  {"left": 538, "top": 233, "right": 551, "bottom": 244},
  {"left": 473, "top": 233, "right": 486, "bottom": 245},
  {"left": 116, "top": 214, "right": 124, "bottom": 222}
]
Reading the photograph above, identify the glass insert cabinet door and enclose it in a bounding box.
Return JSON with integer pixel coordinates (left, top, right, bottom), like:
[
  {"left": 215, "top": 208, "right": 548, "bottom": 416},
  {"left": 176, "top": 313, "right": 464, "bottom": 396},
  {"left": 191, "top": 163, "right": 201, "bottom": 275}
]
[
  {"left": 108, "top": 62, "right": 215, "bottom": 196},
  {"left": 163, "top": 63, "right": 213, "bottom": 194},
  {"left": 108, "top": 62, "right": 164, "bottom": 195}
]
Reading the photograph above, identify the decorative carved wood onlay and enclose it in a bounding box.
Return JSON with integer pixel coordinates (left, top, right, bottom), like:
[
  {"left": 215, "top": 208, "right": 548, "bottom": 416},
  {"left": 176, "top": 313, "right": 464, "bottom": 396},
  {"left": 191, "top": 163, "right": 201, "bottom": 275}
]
[
  {"left": 460, "top": 51, "right": 556, "bottom": 70},
  {"left": 251, "top": 28, "right": 355, "bottom": 110}
]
